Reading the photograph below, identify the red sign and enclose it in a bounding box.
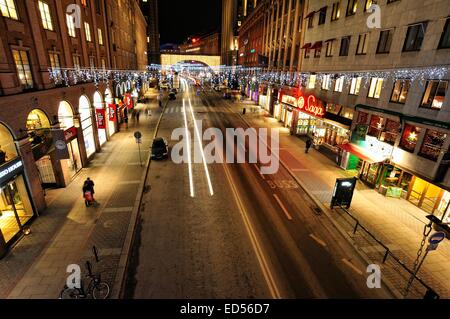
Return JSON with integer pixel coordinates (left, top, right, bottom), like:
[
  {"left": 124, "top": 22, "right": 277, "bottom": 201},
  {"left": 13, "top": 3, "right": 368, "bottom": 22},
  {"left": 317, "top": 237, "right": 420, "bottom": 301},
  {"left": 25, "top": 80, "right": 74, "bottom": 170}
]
[
  {"left": 124, "top": 93, "right": 133, "bottom": 109},
  {"left": 108, "top": 104, "right": 117, "bottom": 122},
  {"left": 280, "top": 87, "right": 325, "bottom": 118},
  {"left": 96, "top": 109, "right": 106, "bottom": 129},
  {"left": 64, "top": 126, "right": 78, "bottom": 142}
]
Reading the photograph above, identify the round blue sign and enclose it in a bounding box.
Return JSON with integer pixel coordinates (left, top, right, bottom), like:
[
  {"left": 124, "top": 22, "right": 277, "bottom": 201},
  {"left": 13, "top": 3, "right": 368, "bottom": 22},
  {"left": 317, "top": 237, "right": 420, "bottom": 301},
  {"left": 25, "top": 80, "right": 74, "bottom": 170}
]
[{"left": 429, "top": 232, "right": 446, "bottom": 245}]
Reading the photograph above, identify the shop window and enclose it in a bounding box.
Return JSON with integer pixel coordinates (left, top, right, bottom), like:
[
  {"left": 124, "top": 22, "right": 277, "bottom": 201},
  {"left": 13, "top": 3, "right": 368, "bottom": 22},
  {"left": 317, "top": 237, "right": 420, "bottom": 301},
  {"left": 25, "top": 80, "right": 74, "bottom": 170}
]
[
  {"left": 400, "top": 124, "right": 421, "bottom": 153},
  {"left": 339, "top": 36, "right": 350, "bottom": 56},
  {"left": 381, "top": 119, "right": 401, "bottom": 145},
  {"left": 0, "top": 124, "right": 18, "bottom": 165},
  {"left": 438, "top": 17, "right": 450, "bottom": 49},
  {"left": 390, "top": 79, "right": 410, "bottom": 103},
  {"left": 367, "top": 115, "right": 383, "bottom": 138},
  {"left": 349, "top": 77, "right": 362, "bottom": 95},
  {"left": 0, "top": 0, "right": 18, "bottom": 20},
  {"left": 421, "top": 80, "right": 448, "bottom": 110},
  {"left": 418, "top": 129, "right": 447, "bottom": 161},
  {"left": 356, "top": 111, "right": 369, "bottom": 124},
  {"left": 403, "top": 22, "right": 427, "bottom": 52}
]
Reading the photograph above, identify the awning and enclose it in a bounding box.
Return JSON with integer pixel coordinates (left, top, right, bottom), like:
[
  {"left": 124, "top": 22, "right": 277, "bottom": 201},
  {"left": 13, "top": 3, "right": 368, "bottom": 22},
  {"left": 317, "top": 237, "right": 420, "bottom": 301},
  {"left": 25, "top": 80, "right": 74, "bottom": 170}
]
[
  {"left": 318, "top": 6, "right": 327, "bottom": 12},
  {"left": 304, "top": 11, "right": 315, "bottom": 19},
  {"left": 310, "top": 41, "right": 323, "bottom": 49},
  {"left": 338, "top": 143, "right": 380, "bottom": 164},
  {"left": 325, "top": 38, "right": 336, "bottom": 42},
  {"left": 301, "top": 43, "right": 312, "bottom": 49}
]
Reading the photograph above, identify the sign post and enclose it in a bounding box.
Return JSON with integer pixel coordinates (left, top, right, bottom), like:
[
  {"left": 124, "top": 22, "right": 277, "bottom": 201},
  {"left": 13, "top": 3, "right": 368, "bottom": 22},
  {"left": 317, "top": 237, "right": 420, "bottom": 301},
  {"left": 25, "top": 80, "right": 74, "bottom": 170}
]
[
  {"left": 134, "top": 131, "right": 143, "bottom": 167},
  {"left": 405, "top": 231, "right": 446, "bottom": 296}
]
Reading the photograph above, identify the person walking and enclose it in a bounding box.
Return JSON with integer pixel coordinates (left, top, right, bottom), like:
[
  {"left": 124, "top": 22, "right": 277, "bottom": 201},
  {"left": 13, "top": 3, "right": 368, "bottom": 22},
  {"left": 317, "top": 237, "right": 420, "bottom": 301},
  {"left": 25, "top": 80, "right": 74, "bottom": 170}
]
[
  {"left": 83, "top": 177, "right": 95, "bottom": 206},
  {"left": 305, "top": 137, "right": 313, "bottom": 154}
]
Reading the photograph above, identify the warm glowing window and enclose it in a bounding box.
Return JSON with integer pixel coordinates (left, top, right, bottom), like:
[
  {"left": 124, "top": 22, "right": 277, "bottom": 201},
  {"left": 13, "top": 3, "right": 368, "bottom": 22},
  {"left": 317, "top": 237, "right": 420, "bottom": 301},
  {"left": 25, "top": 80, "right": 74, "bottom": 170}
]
[
  {"left": 98, "top": 28, "right": 103, "bottom": 45},
  {"left": 66, "top": 13, "right": 76, "bottom": 37},
  {"left": 391, "top": 79, "right": 410, "bottom": 104},
  {"left": 368, "top": 78, "right": 383, "bottom": 99},
  {"left": 346, "top": 0, "right": 357, "bottom": 16},
  {"left": 49, "top": 52, "right": 60, "bottom": 70},
  {"left": 331, "top": 2, "right": 340, "bottom": 21},
  {"left": 356, "top": 33, "right": 369, "bottom": 55},
  {"left": 349, "top": 77, "right": 362, "bottom": 95},
  {"left": 0, "top": 0, "right": 18, "bottom": 19},
  {"left": 322, "top": 74, "right": 332, "bottom": 90},
  {"left": 308, "top": 75, "right": 316, "bottom": 89},
  {"left": 334, "top": 76, "right": 345, "bottom": 92},
  {"left": 38, "top": 1, "right": 53, "bottom": 30},
  {"left": 12, "top": 49, "right": 34, "bottom": 88},
  {"left": 84, "top": 22, "right": 91, "bottom": 41},
  {"left": 421, "top": 80, "right": 448, "bottom": 110}
]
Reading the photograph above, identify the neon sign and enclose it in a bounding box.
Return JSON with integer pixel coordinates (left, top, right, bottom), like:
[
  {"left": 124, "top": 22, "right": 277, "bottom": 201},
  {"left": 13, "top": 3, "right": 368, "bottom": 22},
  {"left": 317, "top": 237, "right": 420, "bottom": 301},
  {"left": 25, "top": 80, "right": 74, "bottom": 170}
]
[{"left": 297, "top": 94, "right": 325, "bottom": 118}]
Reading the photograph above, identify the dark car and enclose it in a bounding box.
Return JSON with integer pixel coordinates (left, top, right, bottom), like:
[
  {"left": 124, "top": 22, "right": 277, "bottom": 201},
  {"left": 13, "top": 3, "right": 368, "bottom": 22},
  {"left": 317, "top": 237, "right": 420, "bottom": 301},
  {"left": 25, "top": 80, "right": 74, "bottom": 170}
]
[{"left": 151, "top": 137, "right": 169, "bottom": 159}]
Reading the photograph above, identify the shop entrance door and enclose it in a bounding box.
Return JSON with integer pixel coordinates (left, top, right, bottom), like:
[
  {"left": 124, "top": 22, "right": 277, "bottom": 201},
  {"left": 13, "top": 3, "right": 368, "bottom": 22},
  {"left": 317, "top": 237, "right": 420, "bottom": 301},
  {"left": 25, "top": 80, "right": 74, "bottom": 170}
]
[
  {"left": 0, "top": 179, "right": 33, "bottom": 243},
  {"left": 68, "top": 139, "right": 82, "bottom": 178}
]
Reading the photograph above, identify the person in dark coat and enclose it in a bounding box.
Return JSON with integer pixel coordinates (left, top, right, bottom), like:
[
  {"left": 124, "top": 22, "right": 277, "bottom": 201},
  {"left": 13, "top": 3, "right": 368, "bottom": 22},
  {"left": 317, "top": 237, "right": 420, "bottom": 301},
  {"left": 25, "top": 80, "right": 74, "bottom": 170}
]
[{"left": 305, "top": 137, "right": 313, "bottom": 154}]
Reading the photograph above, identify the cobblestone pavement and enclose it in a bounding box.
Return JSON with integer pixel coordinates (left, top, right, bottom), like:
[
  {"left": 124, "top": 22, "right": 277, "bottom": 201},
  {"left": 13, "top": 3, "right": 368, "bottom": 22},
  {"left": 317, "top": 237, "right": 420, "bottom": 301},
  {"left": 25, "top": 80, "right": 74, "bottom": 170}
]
[
  {"left": 3, "top": 89, "right": 160, "bottom": 299},
  {"left": 231, "top": 100, "right": 450, "bottom": 299}
]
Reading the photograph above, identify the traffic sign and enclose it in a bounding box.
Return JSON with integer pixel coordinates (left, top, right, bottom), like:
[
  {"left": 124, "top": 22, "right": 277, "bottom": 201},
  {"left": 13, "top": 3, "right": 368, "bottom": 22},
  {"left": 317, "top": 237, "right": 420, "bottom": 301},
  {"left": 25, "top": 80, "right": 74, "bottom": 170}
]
[{"left": 429, "top": 232, "right": 446, "bottom": 245}]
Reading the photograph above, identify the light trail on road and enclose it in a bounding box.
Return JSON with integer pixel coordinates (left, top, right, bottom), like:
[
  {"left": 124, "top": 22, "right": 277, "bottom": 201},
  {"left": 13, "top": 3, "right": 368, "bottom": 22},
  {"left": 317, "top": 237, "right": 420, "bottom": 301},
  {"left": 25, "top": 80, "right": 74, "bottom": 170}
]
[{"left": 182, "top": 97, "right": 195, "bottom": 197}]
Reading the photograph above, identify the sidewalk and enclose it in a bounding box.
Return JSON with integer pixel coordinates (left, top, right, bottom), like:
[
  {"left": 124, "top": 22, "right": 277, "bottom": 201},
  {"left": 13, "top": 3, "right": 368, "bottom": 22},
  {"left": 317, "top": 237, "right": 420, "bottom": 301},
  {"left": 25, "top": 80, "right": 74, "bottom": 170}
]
[
  {"left": 1, "top": 89, "right": 160, "bottom": 299},
  {"left": 233, "top": 101, "right": 450, "bottom": 299}
]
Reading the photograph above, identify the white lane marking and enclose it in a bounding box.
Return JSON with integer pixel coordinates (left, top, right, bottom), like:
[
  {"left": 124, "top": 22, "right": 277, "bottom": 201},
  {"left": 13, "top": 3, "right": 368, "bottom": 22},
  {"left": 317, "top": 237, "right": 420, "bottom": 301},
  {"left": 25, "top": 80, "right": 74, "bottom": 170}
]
[
  {"left": 342, "top": 259, "right": 364, "bottom": 276},
  {"left": 309, "top": 234, "right": 327, "bottom": 247},
  {"left": 188, "top": 97, "right": 214, "bottom": 196},
  {"left": 183, "top": 98, "right": 195, "bottom": 198},
  {"left": 273, "top": 194, "right": 293, "bottom": 221}
]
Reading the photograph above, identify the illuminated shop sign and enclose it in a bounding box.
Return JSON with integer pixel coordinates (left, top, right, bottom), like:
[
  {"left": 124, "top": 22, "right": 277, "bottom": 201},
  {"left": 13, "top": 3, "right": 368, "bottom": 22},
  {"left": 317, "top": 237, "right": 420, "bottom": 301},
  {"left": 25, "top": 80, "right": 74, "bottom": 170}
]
[
  {"left": 0, "top": 158, "right": 24, "bottom": 185},
  {"left": 281, "top": 89, "right": 325, "bottom": 118}
]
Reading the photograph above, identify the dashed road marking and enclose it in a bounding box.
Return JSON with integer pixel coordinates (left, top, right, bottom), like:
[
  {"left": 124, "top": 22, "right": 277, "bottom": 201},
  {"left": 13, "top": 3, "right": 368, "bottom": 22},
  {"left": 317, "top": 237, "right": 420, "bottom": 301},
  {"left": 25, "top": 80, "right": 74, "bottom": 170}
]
[
  {"left": 273, "top": 194, "right": 293, "bottom": 221},
  {"left": 342, "top": 259, "right": 364, "bottom": 276},
  {"left": 309, "top": 234, "right": 327, "bottom": 247}
]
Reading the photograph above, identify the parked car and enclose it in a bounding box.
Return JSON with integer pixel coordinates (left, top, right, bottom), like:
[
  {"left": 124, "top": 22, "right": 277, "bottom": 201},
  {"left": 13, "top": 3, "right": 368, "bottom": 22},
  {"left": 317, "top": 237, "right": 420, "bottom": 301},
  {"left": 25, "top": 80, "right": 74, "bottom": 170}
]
[{"left": 151, "top": 137, "right": 169, "bottom": 159}]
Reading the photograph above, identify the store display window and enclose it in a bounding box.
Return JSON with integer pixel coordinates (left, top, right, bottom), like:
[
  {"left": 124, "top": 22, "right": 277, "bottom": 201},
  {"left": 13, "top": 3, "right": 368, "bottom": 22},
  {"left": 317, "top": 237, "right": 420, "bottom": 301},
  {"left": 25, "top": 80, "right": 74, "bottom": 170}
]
[
  {"left": 400, "top": 124, "right": 421, "bottom": 153},
  {"left": 418, "top": 129, "right": 447, "bottom": 161},
  {"left": 367, "top": 115, "right": 384, "bottom": 138},
  {"left": 381, "top": 119, "right": 401, "bottom": 146}
]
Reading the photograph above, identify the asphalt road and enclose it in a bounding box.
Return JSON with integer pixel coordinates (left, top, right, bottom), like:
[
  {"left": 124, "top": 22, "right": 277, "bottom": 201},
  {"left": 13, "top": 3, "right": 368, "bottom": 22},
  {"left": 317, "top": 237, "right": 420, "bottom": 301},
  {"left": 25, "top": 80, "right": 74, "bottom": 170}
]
[{"left": 124, "top": 80, "right": 394, "bottom": 299}]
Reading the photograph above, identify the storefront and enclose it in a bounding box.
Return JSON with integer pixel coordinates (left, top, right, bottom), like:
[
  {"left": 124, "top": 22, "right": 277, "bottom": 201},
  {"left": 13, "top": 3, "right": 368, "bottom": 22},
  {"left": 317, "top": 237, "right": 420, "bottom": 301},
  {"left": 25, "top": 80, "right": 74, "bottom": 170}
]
[
  {"left": 79, "top": 96, "right": 96, "bottom": 158},
  {"left": 105, "top": 88, "right": 116, "bottom": 138},
  {"left": 58, "top": 101, "right": 82, "bottom": 179},
  {"left": 93, "top": 92, "right": 107, "bottom": 146},
  {"left": 0, "top": 123, "right": 36, "bottom": 256},
  {"left": 26, "top": 109, "right": 57, "bottom": 188}
]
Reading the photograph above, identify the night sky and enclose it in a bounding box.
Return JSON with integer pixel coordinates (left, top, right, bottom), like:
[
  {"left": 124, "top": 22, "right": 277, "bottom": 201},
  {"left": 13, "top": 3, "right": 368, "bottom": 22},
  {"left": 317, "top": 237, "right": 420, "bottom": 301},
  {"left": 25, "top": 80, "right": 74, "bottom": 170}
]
[{"left": 158, "top": 0, "right": 221, "bottom": 45}]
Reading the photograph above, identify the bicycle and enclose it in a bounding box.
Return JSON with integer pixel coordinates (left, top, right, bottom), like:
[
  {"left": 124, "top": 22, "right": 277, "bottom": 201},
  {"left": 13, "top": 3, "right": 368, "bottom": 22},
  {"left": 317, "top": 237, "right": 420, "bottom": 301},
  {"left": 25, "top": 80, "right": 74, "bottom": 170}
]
[{"left": 60, "top": 261, "right": 110, "bottom": 299}]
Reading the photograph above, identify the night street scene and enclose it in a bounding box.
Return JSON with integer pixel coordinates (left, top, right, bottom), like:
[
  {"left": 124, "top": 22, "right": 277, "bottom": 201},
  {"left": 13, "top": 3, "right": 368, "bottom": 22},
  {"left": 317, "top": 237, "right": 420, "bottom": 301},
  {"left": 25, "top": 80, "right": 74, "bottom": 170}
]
[{"left": 0, "top": 0, "right": 449, "bottom": 312}]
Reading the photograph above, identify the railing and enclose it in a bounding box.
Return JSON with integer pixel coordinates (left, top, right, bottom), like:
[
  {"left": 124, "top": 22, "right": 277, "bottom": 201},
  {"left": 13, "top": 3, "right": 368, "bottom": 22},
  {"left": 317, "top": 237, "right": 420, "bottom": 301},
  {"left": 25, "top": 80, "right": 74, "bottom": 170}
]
[{"left": 335, "top": 205, "right": 439, "bottom": 299}]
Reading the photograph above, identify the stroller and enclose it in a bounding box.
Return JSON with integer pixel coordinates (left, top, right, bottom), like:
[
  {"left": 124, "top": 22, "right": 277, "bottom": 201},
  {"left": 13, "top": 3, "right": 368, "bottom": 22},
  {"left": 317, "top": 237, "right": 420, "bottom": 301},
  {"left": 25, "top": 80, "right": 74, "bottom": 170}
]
[{"left": 84, "top": 191, "right": 96, "bottom": 207}]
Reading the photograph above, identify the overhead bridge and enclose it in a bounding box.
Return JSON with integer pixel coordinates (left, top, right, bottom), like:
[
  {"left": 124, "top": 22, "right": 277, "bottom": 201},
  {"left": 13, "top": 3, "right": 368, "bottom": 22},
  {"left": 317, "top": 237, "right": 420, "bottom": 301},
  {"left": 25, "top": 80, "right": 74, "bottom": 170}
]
[{"left": 160, "top": 53, "right": 221, "bottom": 69}]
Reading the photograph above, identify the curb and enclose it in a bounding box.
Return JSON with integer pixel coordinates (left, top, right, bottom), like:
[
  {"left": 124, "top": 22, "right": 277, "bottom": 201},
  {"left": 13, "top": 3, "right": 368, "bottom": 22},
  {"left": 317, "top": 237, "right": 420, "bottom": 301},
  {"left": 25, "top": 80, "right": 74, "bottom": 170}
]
[
  {"left": 228, "top": 100, "right": 402, "bottom": 299},
  {"left": 113, "top": 96, "right": 170, "bottom": 299}
]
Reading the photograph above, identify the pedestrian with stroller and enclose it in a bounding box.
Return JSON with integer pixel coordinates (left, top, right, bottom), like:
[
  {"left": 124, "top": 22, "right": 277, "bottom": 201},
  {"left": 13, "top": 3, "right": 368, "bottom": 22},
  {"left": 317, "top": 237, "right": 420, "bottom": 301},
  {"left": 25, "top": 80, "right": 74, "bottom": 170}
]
[{"left": 83, "top": 177, "right": 96, "bottom": 206}]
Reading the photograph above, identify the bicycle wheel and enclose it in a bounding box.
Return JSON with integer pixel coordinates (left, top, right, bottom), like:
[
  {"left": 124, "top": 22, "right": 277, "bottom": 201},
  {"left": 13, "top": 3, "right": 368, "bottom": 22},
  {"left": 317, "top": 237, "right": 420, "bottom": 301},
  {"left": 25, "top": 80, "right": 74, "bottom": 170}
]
[
  {"left": 92, "top": 282, "right": 110, "bottom": 299},
  {"left": 60, "top": 287, "right": 83, "bottom": 299}
]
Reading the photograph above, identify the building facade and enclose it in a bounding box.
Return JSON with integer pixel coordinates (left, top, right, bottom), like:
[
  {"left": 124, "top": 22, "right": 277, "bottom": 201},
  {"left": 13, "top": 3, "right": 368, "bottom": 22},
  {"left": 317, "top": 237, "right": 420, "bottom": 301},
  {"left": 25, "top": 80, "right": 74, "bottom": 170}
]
[
  {"left": 179, "top": 33, "right": 220, "bottom": 56},
  {"left": 0, "top": 0, "right": 148, "bottom": 252},
  {"left": 271, "top": 0, "right": 450, "bottom": 223},
  {"left": 140, "top": 0, "right": 160, "bottom": 65}
]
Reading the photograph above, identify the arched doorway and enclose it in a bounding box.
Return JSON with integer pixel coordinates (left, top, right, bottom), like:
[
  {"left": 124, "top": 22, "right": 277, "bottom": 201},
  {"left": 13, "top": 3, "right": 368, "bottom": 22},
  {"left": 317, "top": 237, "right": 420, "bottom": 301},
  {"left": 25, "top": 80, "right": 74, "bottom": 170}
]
[
  {"left": 94, "top": 91, "right": 107, "bottom": 146},
  {"left": 26, "top": 109, "right": 57, "bottom": 187},
  {"left": 79, "top": 95, "right": 96, "bottom": 158},
  {"left": 105, "top": 88, "right": 116, "bottom": 137},
  {"left": 58, "top": 101, "right": 82, "bottom": 178},
  {"left": 0, "top": 123, "right": 34, "bottom": 246}
]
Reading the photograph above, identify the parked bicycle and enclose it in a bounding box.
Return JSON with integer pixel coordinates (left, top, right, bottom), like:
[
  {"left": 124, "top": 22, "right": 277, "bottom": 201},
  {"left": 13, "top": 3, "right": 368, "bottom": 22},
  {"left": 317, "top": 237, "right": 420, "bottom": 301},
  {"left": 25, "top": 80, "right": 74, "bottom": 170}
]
[{"left": 60, "top": 261, "right": 110, "bottom": 299}]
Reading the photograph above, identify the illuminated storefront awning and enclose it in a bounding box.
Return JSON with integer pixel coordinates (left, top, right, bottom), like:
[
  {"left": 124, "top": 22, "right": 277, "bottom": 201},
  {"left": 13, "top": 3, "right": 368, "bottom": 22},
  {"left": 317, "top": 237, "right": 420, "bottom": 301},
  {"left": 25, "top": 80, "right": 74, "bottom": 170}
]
[{"left": 338, "top": 143, "right": 387, "bottom": 164}]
